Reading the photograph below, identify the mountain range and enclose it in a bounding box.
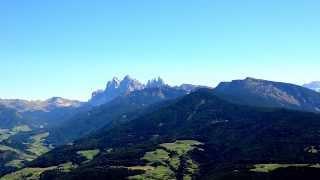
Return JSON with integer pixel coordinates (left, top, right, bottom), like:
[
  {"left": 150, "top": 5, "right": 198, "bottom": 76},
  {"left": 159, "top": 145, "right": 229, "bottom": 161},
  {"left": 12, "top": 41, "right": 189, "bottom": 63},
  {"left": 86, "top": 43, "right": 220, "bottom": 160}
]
[
  {"left": 89, "top": 76, "right": 202, "bottom": 106},
  {"left": 0, "top": 97, "right": 82, "bottom": 112},
  {"left": 0, "top": 76, "right": 202, "bottom": 176},
  {"left": 214, "top": 78, "right": 320, "bottom": 112},
  {"left": 28, "top": 89, "right": 320, "bottom": 180},
  {"left": 1, "top": 76, "right": 320, "bottom": 180},
  {"left": 0, "top": 76, "right": 201, "bottom": 130}
]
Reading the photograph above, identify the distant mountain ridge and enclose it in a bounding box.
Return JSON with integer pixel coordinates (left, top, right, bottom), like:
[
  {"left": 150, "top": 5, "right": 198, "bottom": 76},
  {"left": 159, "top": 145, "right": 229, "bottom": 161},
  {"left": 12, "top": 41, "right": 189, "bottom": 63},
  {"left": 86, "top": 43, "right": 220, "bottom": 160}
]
[
  {"left": 214, "top": 77, "right": 320, "bottom": 112},
  {"left": 303, "top": 81, "right": 320, "bottom": 92},
  {"left": 89, "top": 75, "right": 205, "bottom": 106},
  {"left": 0, "top": 75, "right": 204, "bottom": 130},
  {"left": 0, "top": 75, "right": 207, "bottom": 110},
  {"left": 0, "top": 97, "right": 84, "bottom": 129},
  {"left": 0, "top": 97, "right": 83, "bottom": 112}
]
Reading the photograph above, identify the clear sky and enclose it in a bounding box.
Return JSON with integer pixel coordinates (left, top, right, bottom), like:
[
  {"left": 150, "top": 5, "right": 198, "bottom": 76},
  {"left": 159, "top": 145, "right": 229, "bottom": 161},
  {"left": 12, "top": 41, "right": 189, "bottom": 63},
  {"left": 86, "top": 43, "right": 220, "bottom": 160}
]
[{"left": 1, "top": 0, "right": 319, "bottom": 101}]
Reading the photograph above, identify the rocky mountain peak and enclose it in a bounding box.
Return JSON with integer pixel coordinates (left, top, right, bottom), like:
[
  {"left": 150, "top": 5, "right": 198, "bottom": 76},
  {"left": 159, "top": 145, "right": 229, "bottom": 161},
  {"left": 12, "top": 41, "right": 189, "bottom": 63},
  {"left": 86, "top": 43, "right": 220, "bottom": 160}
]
[
  {"left": 119, "top": 75, "right": 145, "bottom": 93},
  {"left": 106, "top": 77, "right": 120, "bottom": 90},
  {"left": 89, "top": 75, "right": 145, "bottom": 106},
  {"left": 146, "top": 77, "right": 167, "bottom": 88},
  {"left": 123, "top": 75, "right": 132, "bottom": 81}
]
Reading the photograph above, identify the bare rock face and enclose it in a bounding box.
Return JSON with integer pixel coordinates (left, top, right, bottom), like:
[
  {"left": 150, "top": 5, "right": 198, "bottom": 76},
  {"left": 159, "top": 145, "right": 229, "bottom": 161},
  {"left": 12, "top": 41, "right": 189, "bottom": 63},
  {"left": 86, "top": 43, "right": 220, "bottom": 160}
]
[
  {"left": 146, "top": 77, "right": 167, "bottom": 89},
  {"left": 89, "top": 75, "right": 145, "bottom": 106}
]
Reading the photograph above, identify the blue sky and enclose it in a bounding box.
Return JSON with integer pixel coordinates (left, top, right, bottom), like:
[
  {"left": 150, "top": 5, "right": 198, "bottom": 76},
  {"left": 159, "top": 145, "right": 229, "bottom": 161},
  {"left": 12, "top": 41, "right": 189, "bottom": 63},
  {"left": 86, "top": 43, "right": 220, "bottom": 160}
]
[{"left": 0, "top": 0, "right": 319, "bottom": 100}]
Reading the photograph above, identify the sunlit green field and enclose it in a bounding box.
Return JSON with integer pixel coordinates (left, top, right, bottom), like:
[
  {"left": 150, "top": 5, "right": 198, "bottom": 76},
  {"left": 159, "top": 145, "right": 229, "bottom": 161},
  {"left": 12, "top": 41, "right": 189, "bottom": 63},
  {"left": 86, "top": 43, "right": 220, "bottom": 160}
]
[
  {"left": 250, "top": 163, "right": 320, "bottom": 173},
  {"left": 1, "top": 161, "right": 78, "bottom": 180},
  {"left": 77, "top": 149, "right": 100, "bottom": 163},
  {"left": 0, "top": 126, "right": 52, "bottom": 170},
  {"left": 26, "top": 132, "right": 50, "bottom": 156},
  {"left": 0, "top": 167, "right": 56, "bottom": 180},
  {"left": 129, "top": 140, "right": 202, "bottom": 180},
  {"left": 0, "top": 125, "right": 31, "bottom": 142}
]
